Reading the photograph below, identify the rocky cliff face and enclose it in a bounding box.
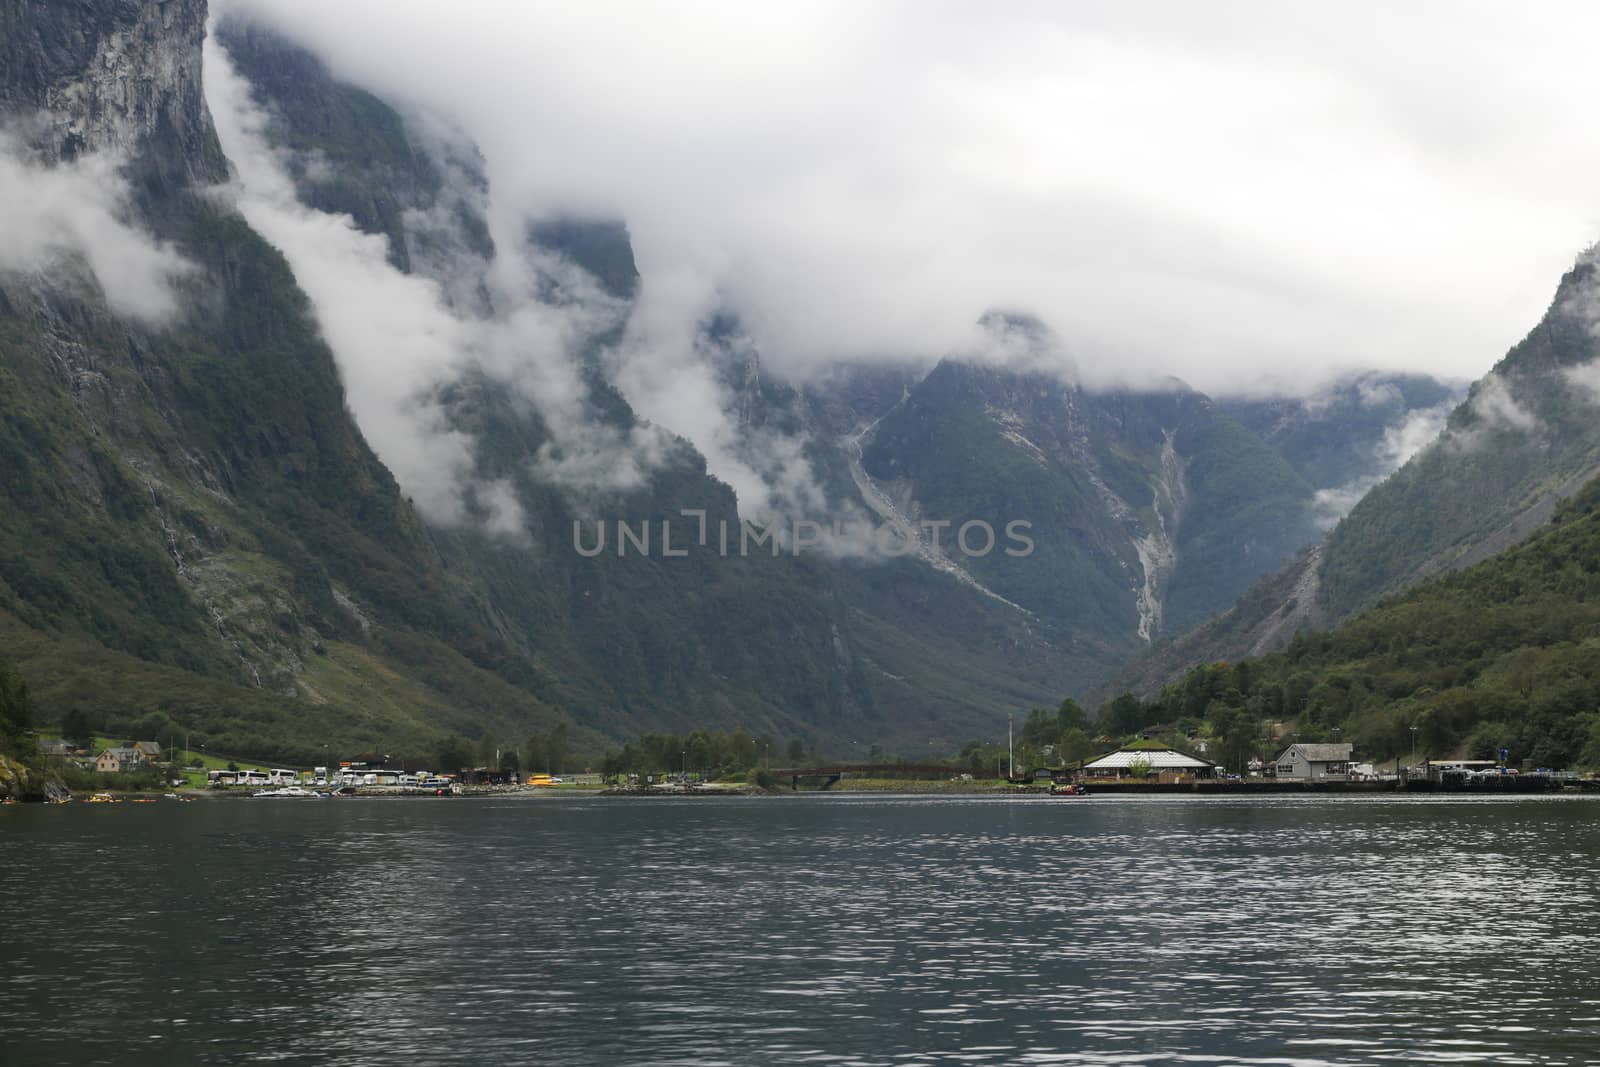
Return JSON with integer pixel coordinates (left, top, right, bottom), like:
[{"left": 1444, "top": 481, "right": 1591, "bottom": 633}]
[
  {"left": 0, "top": 752, "right": 65, "bottom": 801},
  {"left": 0, "top": 0, "right": 579, "bottom": 761},
  {"left": 1, "top": 0, "right": 224, "bottom": 184}
]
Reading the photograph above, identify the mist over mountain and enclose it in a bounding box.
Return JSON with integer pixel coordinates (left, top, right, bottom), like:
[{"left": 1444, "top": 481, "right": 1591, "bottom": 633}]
[
  {"left": 211, "top": 0, "right": 1600, "bottom": 396},
  {"left": 0, "top": 0, "right": 1588, "bottom": 765},
  {"left": 1217, "top": 372, "right": 1466, "bottom": 526},
  {"left": 1109, "top": 255, "right": 1600, "bottom": 698}
]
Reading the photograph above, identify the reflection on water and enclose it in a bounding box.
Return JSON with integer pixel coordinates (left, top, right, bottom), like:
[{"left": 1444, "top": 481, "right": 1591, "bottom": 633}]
[{"left": 3, "top": 794, "right": 1599, "bottom": 1065}]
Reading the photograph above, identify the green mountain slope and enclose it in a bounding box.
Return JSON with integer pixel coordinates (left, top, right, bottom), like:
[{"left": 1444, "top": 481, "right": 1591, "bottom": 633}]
[
  {"left": 1130, "top": 475, "right": 1600, "bottom": 769},
  {"left": 1319, "top": 259, "right": 1600, "bottom": 616},
  {"left": 859, "top": 355, "right": 1323, "bottom": 647}
]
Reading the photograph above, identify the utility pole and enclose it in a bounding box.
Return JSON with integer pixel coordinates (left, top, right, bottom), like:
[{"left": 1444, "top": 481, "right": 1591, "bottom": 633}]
[{"left": 1007, "top": 713, "right": 1014, "bottom": 781}]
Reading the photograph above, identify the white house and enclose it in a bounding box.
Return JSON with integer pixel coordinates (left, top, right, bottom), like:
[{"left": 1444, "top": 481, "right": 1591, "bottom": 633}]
[
  {"left": 1081, "top": 746, "right": 1216, "bottom": 780},
  {"left": 1274, "top": 743, "right": 1354, "bottom": 780}
]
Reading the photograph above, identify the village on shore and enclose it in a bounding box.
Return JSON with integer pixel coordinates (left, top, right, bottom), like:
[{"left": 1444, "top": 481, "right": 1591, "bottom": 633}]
[{"left": 7, "top": 731, "right": 1594, "bottom": 805}]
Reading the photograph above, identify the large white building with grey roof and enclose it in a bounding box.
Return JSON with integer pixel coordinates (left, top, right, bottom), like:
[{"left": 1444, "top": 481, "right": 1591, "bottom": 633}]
[{"left": 1080, "top": 746, "right": 1216, "bottom": 779}]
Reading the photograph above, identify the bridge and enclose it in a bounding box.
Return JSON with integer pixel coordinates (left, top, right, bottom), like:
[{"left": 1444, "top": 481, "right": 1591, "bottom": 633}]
[{"left": 769, "top": 763, "right": 959, "bottom": 790}]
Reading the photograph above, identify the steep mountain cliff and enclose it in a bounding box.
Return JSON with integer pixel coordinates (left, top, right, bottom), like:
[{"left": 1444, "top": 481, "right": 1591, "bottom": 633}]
[
  {"left": 1108, "top": 256, "right": 1600, "bottom": 698},
  {"left": 0, "top": 0, "right": 567, "bottom": 760}
]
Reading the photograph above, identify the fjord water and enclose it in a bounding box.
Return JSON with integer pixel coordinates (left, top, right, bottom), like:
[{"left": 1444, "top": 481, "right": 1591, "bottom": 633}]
[{"left": 3, "top": 795, "right": 1599, "bottom": 1065}]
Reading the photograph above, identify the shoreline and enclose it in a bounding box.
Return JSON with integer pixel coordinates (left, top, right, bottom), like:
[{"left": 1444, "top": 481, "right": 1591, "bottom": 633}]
[{"left": 13, "top": 775, "right": 1596, "bottom": 804}]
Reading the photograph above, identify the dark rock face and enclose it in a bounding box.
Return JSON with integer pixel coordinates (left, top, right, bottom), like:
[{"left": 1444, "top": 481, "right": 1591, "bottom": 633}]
[
  {"left": 525, "top": 217, "right": 641, "bottom": 302},
  {"left": 0, "top": 0, "right": 225, "bottom": 187},
  {"left": 211, "top": 17, "right": 465, "bottom": 274}
]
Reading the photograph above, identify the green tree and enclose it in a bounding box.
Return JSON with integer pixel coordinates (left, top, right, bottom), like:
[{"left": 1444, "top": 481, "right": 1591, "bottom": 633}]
[
  {"left": 436, "top": 735, "right": 473, "bottom": 773},
  {"left": 0, "top": 659, "right": 38, "bottom": 763},
  {"left": 1056, "top": 697, "right": 1089, "bottom": 734},
  {"left": 1058, "top": 727, "right": 1098, "bottom": 764},
  {"left": 1207, "top": 700, "right": 1256, "bottom": 775},
  {"left": 1021, "top": 707, "right": 1057, "bottom": 748},
  {"left": 60, "top": 707, "right": 96, "bottom": 752},
  {"left": 1101, "top": 693, "right": 1147, "bottom": 735},
  {"left": 545, "top": 723, "right": 570, "bottom": 774},
  {"left": 497, "top": 746, "right": 520, "bottom": 774}
]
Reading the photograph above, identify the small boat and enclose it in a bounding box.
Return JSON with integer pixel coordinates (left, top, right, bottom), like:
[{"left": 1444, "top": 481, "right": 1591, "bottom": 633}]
[
  {"left": 86, "top": 792, "right": 120, "bottom": 804},
  {"left": 1047, "top": 783, "right": 1091, "bottom": 797}
]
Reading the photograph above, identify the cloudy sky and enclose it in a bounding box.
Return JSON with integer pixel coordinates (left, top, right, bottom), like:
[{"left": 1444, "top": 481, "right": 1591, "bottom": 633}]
[{"left": 215, "top": 0, "right": 1600, "bottom": 394}]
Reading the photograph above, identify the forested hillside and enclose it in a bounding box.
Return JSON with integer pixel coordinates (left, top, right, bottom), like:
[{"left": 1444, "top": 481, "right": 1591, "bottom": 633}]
[{"left": 1111, "top": 476, "right": 1600, "bottom": 770}]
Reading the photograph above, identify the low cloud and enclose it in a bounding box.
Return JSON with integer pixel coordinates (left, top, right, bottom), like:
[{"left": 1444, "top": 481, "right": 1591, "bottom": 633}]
[
  {"left": 1312, "top": 399, "right": 1455, "bottom": 526},
  {"left": 200, "top": 0, "right": 1600, "bottom": 551},
  {"left": 0, "top": 131, "right": 190, "bottom": 323},
  {"left": 214, "top": 0, "right": 1600, "bottom": 396},
  {"left": 1426, "top": 372, "right": 1541, "bottom": 458},
  {"left": 1557, "top": 250, "right": 1600, "bottom": 405},
  {"left": 1383, "top": 401, "right": 1455, "bottom": 464},
  {"left": 1464, "top": 373, "right": 1539, "bottom": 435},
  {"left": 205, "top": 42, "right": 486, "bottom": 525},
  {"left": 1563, "top": 359, "right": 1600, "bottom": 403},
  {"left": 205, "top": 34, "right": 676, "bottom": 532},
  {"left": 609, "top": 272, "right": 865, "bottom": 539}
]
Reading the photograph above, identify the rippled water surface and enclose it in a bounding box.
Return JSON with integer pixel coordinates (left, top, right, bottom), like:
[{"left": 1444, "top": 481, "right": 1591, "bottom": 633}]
[{"left": 4, "top": 794, "right": 1600, "bottom": 1065}]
